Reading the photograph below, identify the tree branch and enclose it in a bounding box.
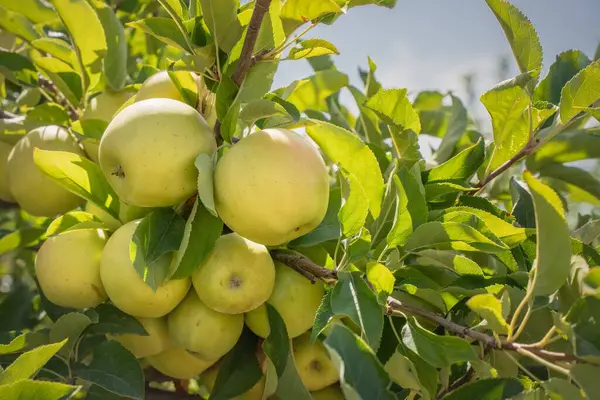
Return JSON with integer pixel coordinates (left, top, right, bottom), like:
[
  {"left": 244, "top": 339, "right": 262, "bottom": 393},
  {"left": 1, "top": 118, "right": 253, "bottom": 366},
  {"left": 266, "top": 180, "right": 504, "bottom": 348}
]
[
  {"left": 270, "top": 249, "right": 338, "bottom": 283},
  {"left": 38, "top": 76, "right": 79, "bottom": 121}
]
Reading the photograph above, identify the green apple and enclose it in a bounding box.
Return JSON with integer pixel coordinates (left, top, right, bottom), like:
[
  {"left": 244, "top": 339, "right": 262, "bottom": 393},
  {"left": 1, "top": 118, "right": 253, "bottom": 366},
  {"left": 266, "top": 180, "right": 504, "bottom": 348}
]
[
  {"left": 7, "top": 125, "right": 85, "bottom": 216},
  {"left": 109, "top": 317, "right": 171, "bottom": 358},
  {"left": 202, "top": 362, "right": 266, "bottom": 400},
  {"left": 214, "top": 128, "right": 329, "bottom": 246},
  {"left": 0, "top": 141, "right": 14, "bottom": 202},
  {"left": 245, "top": 262, "right": 324, "bottom": 338},
  {"left": 311, "top": 385, "right": 345, "bottom": 400},
  {"left": 83, "top": 91, "right": 134, "bottom": 122},
  {"left": 99, "top": 98, "right": 216, "bottom": 207},
  {"left": 100, "top": 220, "right": 191, "bottom": 318},
  {"left": 192, "top": 233, "right": 275, "bottom": 314},
  {"left": 293, "top": 333, "right": 339, "bottom": 391},
  {"left": 135, "top": 71, "right": 185, "bottom": 103},
  {"left": 147, "top": 347, "right": 215, "bottom": 379},
  {"left": 167, "top": 290, "right": 244, "bottom": 360},
  {"left": 84, "top": 201, "right": 153, "bottom": 231},
  {"left": 35, "top": 228, "right": 108, "bottom": 309}
]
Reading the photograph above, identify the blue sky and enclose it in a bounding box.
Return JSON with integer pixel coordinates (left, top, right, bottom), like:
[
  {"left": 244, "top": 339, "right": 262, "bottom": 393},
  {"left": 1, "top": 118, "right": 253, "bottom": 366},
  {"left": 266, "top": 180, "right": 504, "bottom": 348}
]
[{"left": 274, "top": 0, "right": 600, "bottom": 126}]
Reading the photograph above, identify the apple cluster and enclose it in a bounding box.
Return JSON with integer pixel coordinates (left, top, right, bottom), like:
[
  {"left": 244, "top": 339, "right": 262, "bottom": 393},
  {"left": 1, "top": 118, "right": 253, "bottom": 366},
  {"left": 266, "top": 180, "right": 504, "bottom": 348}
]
[{"left": 1, "top": 71, "right": 343, "bottom": 398}]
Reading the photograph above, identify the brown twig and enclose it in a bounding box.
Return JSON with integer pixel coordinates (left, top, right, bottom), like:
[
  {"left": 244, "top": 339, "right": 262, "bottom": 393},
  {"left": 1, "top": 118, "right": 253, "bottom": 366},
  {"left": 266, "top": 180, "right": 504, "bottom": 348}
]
[
  {"left": 476, "top": 139, "right": 536, "bottom": 190},
  {"left": 38, "top": 76, "right": 79, "bottom": 121},
  {"left": 270, "top": 249, "right": 338, "bottom": 283}
]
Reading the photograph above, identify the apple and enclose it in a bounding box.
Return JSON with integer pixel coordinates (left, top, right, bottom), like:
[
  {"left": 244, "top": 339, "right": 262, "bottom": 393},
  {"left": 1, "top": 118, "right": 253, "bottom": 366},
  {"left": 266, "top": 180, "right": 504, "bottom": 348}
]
[
  {"left": 201, "top": 362, "right": 266, "bottom": 400},
  {"left": 0, "top": 141, "right": 14, "bottom": 202},
  {"left": 214, "top": 128, "right": 329, "bottom": 246},
  {"left": 100, "top": 220, "right": 191, "bottom": 318},
  {"left": 293, "top": 333, "right": 339, "bottom": 391},
  {"left": 244, "top": 262, "right": 325, "bottom": 338},
  {"left": 85, "top": 202, "right": 121, "bottom": 231},
  {"left": 99, "top": 98, "right": 216, "bottom": 207},
  {"left": 7, "top": 125, "right": 85, "bottom": 216},
  {"left": 109, "top": 317, "right": 171, "bottom": 359},
  {"left": 83, "top": 91, "right": 134, "bottom": 122},
  {"left": 35, "top": 228, "right": 108, "bottom": 309},
  {"left": 192, "top": 233, "right": 275, "bottom": 314},
  {"left": 311, "top": 385, "right": 345, "bottom": 400},
  {"left": 135, "top": 71, "right": 185, "bottom": 103},
  {"left": 146, "top": 347, "right": 215, "bottom": 379},
  {"left": 167, "top": 290, "right": 244, "bottom": 361},
  {"left": 84, "top": 201, "right": 153, "bottom": 231}
]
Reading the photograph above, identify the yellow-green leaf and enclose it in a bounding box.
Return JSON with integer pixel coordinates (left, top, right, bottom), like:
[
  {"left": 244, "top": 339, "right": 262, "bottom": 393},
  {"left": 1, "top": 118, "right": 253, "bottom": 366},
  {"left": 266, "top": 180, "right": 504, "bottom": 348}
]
[
  {"left": 287, "top": 38, "right": 339, "bottom": 60},
  {"left": 467, "top": 294, "right": 511, "bottom": 335},
  {"left": 0, "top": 5, "right": 40, "bottom": 42},
  {"left": 366, "top": 262, "right": 395, "bottom": 295},
  {"left": 0, "top": 340, "right": 67, "bottom": 384},
  {"left": 31, "top": 38, "right": 75, "bottom": 65},
  {"left": 0, "top": 0, "right": 56, "bottom": 24},
  {"left": 365, "top": 89, "right": 421, "bottom": 133},
  {"left": 280, "top": 0, "right": 341, "bottom": 22},
  {"left": 559, "top": 59, "right": 600, "bottom": 123}
]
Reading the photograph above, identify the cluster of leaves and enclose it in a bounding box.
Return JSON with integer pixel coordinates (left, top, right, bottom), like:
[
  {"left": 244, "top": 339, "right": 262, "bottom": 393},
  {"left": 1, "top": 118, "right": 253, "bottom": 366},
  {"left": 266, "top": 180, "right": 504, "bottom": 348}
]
[{"left": 1, "top": 0, "right": 600, "bottom": 399}]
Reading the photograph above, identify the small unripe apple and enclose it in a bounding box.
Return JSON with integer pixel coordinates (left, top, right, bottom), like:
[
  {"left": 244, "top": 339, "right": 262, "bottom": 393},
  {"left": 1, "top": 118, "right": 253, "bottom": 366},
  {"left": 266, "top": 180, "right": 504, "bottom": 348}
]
[
  {"left": 7, "top": 126, "right": 85, "bottom": 216},
  {"left": 99, "top": 98, "right": 216, "bottom": 207},
  {"left": 168, "top": 290, "right": 244, "bottom": 361},
  {"left": 293, "top": 333, "right": 339, "bottom": 391},
  {"left": 192, "top": 233, "right": 275, "bottom": 314},
  {"left": 35, "top": 228, "right": 108, "bottom": 309},
  {"left": 146, "top": 347, "right": 215, "bottom": 379},
  {"left": 100, "top": 220, "right": 191, "bottom": 318},
  {"left": 135, "top": 71, "right": 185, "bottom": 103},
  {"left": 245, "top": 262, "right": 324, "bottom": 338},
  {"left": 0, "top": 141, "right": 14, "bottom": 202},
  {"left": 109, "top": 317, "right": 171, "bottom": 358},
  {"left": 214, "top": 128, "right": 329, "bottom": 246}
]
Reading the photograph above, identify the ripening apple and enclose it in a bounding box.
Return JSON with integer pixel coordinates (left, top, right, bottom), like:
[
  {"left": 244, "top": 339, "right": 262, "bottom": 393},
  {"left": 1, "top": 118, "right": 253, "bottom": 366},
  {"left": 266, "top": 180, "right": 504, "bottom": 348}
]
[
  {"left": 167, "top": 290, "right": 244, "bottom": 361},
  {"left": 192, "top": 233, "right": 275, "bottom": 314},
  {"left": 245, "top": 262, "right": 325, "bottom": 338},
  {"left": 35, "top": 228, "right": 108, "bottom": 309},
  {"left": 147, "top": 347, "right": 215, "bottom": 379},
  {"left": 99, "top": 98, "right": 216, "bottom": 207},
  {"left": 83, "top": 91, "right": 134, "bottom": 122},
  {"left": 201, "top": 362, "right": 266, "bottom": 400},
  {"left": 109, "top": 317, "right": 171, "bottom": 358},
  {"left": 0, "top": 141, "right": 14, "bottom": 202},
  {"left": 7, "top": 126, "right": 85, "bottom": 216},
  {"left": 135, "top": 71, "right": 185, "bottom": 103},
  {"left": 293, "top": 333, "right": 339, "bottom": 391},
  {"left": 100, "top": 220, "right": 191, "bottom": 318},
  {"left": 311, "top": 385, "right": 345, "bottom": 400},
  {"left": 214, "top": 128, "right": 329, "bottom": 246}
]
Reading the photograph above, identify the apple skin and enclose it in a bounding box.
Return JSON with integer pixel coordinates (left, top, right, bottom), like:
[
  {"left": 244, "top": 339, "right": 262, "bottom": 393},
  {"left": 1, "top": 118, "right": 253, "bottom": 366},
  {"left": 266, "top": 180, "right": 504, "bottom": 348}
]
[
  {"left": 311, "top": 385, "right": 345, "bottom": 400},
  {"left": 146, "top": 347, "right": 216, "bottom": 379},
  {"left": 214, "top": 128, "right": 329, "bottom": 246},
  {"left": 7, "top": 125, "right": 85, "bottom": 216},
  {"left": 202, "top": 362, "right": 266, "bottom": 400},
  {"left": 135, "top": 71, "right": 185, "bottom": 103},
  {"left": 293, "top": 333, "right": 339, "bottom": 391},
  {"left": 109, "top": 317, "right": 171, "bottom": 359},
  {"left": 245, "top": 262, "right": 325, "bottom": 339},
  {"left": 0, "top": 141, "right": 14, "bottom": 202},
  {"left": 35, "top": 228, "right": 108, "bottom": 309},
  {"left": 98, "top": 98, "right": 216, "bottom": 207},
  {"left": 83, "top": 91, "right": 134, "bottom": 122},
  {"left": 192, "top": 233, "right": 275, "bottom": 314},
  {"left": 100, "top": 220, "right": 191, "bottom": 318},
  {"left": 167, "top": 290, "right": 244, "bottom": 361}
]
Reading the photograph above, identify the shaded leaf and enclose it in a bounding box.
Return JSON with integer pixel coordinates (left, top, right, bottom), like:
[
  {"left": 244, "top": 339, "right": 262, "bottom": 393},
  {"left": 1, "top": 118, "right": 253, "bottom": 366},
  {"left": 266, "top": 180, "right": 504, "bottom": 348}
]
[
  {"left": 435, "top": 95, "right": 468, "bottom": 163},
  {"left": 86, "top": 304, "right": 147, "bottom": 336},
  {"left": 442, "top": 378, "right": 523, "bottom": 400},
  {"left": 559, "top": 59, "right": 600, "bottom": 123},
  {"left": 535, "top": 50, "right": 590, "bottom": 105},
  {"left": 49, "top": 312, "right": 93, "bottom": 359},
  {"left": 571, "top": 364, "right": 600, "bottom": 400},
  {"left": 96, "top": 3, "right": 127, "bottom": 91}
]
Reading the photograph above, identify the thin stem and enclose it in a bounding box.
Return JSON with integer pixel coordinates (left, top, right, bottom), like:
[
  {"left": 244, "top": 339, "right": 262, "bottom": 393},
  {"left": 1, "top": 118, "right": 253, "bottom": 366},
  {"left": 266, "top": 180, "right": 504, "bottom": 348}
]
[
  {"left": 509, "top": 267, "right": 538, "bottom": 341},
  {"left": 515, "top": 347, "right": 570, "bottom": 376},
  {"left": 511, "top": 302, "right": 532, "bottom": 342},
  {"left": 504, "top": 351, "right": 540, "bottom": 382},
  {"left": 265, "top": 22, "right": 317, "bottom": 58},
  {"left": 532, "top": 327, "right": 557, "bottom": 348},
  {"left": 157, "top": 0, "right": 197, "bottom": 56},
  {"left": 388, "top": 316, "right": 403, "bottom": 344}
]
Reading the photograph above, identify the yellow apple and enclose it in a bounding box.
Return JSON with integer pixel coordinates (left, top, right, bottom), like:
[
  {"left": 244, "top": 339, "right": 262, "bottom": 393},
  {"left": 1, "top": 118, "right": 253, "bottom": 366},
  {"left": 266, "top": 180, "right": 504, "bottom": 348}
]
[
  {"left": 35, "top": 228, "right": 108, "bottom": 308},
  {"left": 7, "top": 125, "right": 85, "bottom": 216},
  {"left": 167, "top": 290, "right": 244, "bottom": 360},
  {"left": 311, "top": 385, "right": 345, "bottom": 400},
  {"left": 135, "top": 71, "right": 185, "bottom": 103},
  {"left": 0, "top": 141, "right": 14, "bottom": 202},
  {"left": 109, "top": 317, "right": 171, "bottom": 358},
  {"left": 202, "top": 362, "right": 266, "bottom": 400},
  {"left": 214, "top": 128, "right": 329, "bottom": 246},
  {"left": 245, "top": 262, "right": 324, "bottom": 338},
  {"left": 99, "top": 98, "right": 216, "bottom": 207},
  {"left": 293, "top": 333, "right": 338, "bottom": 391},
  {"left": 192, "top": 233, "right": 275, "bottom": 314},
  {"left": 100, "top": 220, "right": 191, "bottom": 318},
  {"left": 83, "top": 91, "right": 134, "bottom": 122},
  {"left": 147, "top": 347, "right": 215, "bottom": 379}
]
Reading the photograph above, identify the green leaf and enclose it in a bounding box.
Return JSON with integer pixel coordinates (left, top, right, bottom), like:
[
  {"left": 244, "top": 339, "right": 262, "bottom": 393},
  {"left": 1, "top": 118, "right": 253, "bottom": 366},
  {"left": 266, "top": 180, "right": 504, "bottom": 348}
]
[
  {"left": 571, "top": 364, "right": 600, "bottom": 400},
  {"left": 535, "top": 50, "right": 591, "bottom": 105},
  {"left": 284, "top": 70, "right": 348, "bottom": 112},
  {"left": 86, "top": 304, "right": 147, "bottom": 336},
  {"left": 287, "top": 38, "right": 339, "bottom": 60},
  {"left": 338, "top": 172, "right": 369, "bottom": 237},
  {"left": 0, "top": 51, "right": 38, "bottom": 87},
  {"left": 435, "top": 95, "right": 468, "bottom": 163},
  {"left": 262, "top": 304, "right": 290, "bottom": 378},
  {"left": 442, "top": 378, "right": 523, "bottom": 400},
  {"left": 424, "top": 139, "right": 485, "bottom": 183},
  {"left": 33, "top": 149, "right": 119, "bottom": 219},
  {"left": 574, "top": 219, "right": 600, "bottom": 245},
  {"left": 559, "top": 60, "right": 600, "bottom": 123},
  {"left": 416, "top": 249, "right": 483, "bottom": 276},
  {"left": 405, "top": 221, "right": 509, "bottom": 254},
  {"left": 240, "top": 99, "right": 292, "bottom": 126},
  {"left": 390, "top": 128, "right": 422, "bottom": 167},
  {"left": 220, "top": 99, "right": 241, "bottom": 143},
  {"left": 586, "top": 106, "right": 600, "bottom": 122},
  {"left": 158, "top": 0, "right": 185, "bottom": 20},
  {"left": 542, "top": 378, "right": 585, "bottom": 400},
  {"left": 523, "top": 171, "right": 571, "bottom": 295},
  {"left": 74, "top": 341, "right": 144, "bottom": 400},
  {"left": 311, "top": 290, "right": 334, "bottom": 342},
  {"left": 194, "top": 153, "right": 217, "bottom": 216},
  {"left": 33, "top": 57, "right": 83, "bottom": 106},
  {"left": 253, "top": 0, "right": 285, "bottom": 53},
  {"left": 0, "top": 334, "right": 29, "bottom": 355},
  {"left": 331, "top": 271, "right": 384, "bottom": 350},
  {"left": 425, "top": 181, "right": 476, "bottom": 202},
  {"left": 96, "top": 3, "right": 127, "bottom": 91},
  {"left": 401, "top": 318, "right": 477, "bottom": 368},
  {"left": 238, "top": 61, "right": 279, "bottom": 103},
  {"left": 306, "top": 120, "right": 384, "bottom": 218},
  {"left": 0, "top": 0, "right": 56, "bottom": 24},
  {"left": 0, "top": 6, "right": 40, "bottom": 42},
  {"left": 528, "top": 130, "right": 600, "bottom": 167},
  {"left": 366, "top": 262, "right": 395, "bottom": 296},
  {"left": 45, "top": 211, "right": 103, "bottom": 237},
  {"left": 52, "top": 0, "right": 107, "bottom": 67},
  {"left": 466, "top": 294, "right": 510, "bottom": 335},
  {"left": 130, "top": 208, "right": 185, "bottom": 289},
  {"left": 365, "top": 88, "right": 421, "bottom": 133},
  {"left": 49, "top": 312, "right": 94, "bottom": 359},
  {"left": 0, "top": 339, "right": 66, "bottom": 384},
  {"left": 0, "top": 228, "right": 45, "bottom": 256},
  {"left": 26, "top": 103, "right": 70, "bottom": 126},
  {"left": 509, "top": 177, "right": 535, "bottom": 228},
  {"left": 485, "top": 0, "right": 542, "bottom": 75},
  {"left": 31, "top": 38, "right": 74, "bottom": 65},
  {"left": 200, "top": 0, "right": 242, "bottom": 52},
  {"left": 128, "top": 18, "right": 193, "bottom": 53},
  {"left": 324, "top": 324, "right": 395, "bottom": 400},
  {"left": 171, "top": 198, "right": 222, "bottom": 279},
  {"left": 0, "top": 380, "right": 79, "bottom": 400},
  {"left": 538, "top": 163, "right": 600, "bottom": 203},
  {"left": 565, "top": 297, "right": 600, "bottom": 357}
]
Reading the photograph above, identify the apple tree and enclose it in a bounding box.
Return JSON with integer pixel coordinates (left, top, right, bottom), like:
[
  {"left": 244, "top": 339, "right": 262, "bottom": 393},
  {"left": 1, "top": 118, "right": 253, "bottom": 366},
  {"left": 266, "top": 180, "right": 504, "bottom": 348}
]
[{"left": 1, "top": 0, "right": 600, "bottom": 399}]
